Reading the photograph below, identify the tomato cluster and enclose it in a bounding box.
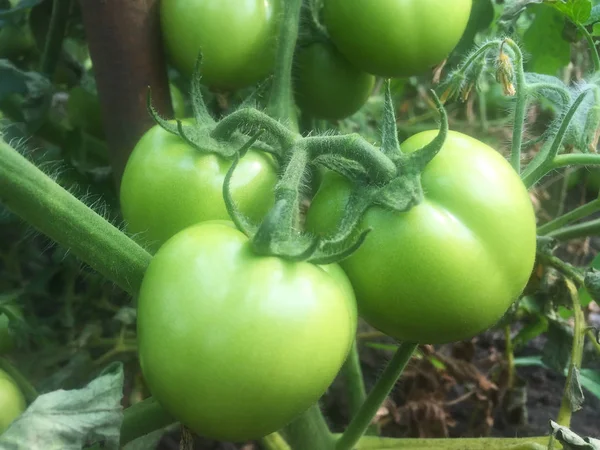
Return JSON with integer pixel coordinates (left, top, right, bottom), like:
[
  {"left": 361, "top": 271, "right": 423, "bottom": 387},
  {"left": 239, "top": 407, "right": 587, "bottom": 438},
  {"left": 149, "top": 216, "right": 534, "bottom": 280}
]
[{"left": 126, "top": 0, "right": 536, "bottom": 442}]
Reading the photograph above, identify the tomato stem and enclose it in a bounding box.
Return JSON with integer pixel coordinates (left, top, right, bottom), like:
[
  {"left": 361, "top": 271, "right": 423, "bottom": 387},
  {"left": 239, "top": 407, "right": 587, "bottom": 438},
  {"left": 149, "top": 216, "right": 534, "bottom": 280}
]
[
  {"left": 283, "top": 403, "right": 336, "bottom": 450},
  {"left": 522, "top": 89, "right": 594, "bottom": 188},
  {"left": 545, "top": 217, "right": 600, "bottom": 241},
  {"left": 537, "top": 198, "right": 600, "bottom": 236},
  {"left": 119, "top": 397, "right": 176, "bottom": 446},
  {"left": 267, "top": 0, "right": 302, "bottom": 129},
  {"left": 0, "top": 139, "right": 151, "bottom": 296},
  {"left": 502, "top": 39, "right": 526, "bottom": 174},
  {"left": 335, "top": 342, "right": 418, "bottom": 450},
  {"left": 0, "top": 357, "right": 38, "bottom": 404},
  {"left": 259, "top": 432, "right": 292, "bottom": 450},
  {"left": 576, "top": 22, "right": 600, "bottom": 73},
  {"left": 40, "top": 0, "right": 71, "bottom": 78},
  {"left": 556, "top": 279, "right": 585, "bottom": 428}
]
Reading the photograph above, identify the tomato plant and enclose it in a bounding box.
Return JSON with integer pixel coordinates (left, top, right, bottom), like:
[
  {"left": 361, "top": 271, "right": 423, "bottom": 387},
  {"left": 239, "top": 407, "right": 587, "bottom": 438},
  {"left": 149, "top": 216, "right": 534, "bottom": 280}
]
[
  {"left": 0, "top": 368, "right": 25, "bottom": 434},
  {"left": 136, "top": 221, "right": 357, "bottom": 441},
  {"left": 307, "top": 130, "right": 537, "bottom": 344},
  {"left": 119, "top": 124, "right": 277, "bottom": 251},
  {"left": 160, "top": 0, "right": 280, "bottom": 89},
  {"left": 294, "top": 42, "right": 375, "bottom": 120},
  {"left": 323, "top": 0, "right": 472, "bottom": 78}
]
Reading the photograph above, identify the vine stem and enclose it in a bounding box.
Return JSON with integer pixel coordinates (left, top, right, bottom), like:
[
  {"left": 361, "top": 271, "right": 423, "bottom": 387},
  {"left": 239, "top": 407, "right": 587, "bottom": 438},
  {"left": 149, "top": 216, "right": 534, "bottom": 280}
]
[
  {"left": 550, "top": 153, "right": 600, "bottom": 169},
  {"left": 283, "top": 404, "right": 336, "bottom": 450},
  {"left": 504, "top": 326, "right": 515, "bottom": 389},
  {"left": 556, "top": 279, "right": 585, "bottom": 427},
  {"left": 537, "top": 198, "right": 600, "bottom": 235},
  {"left": 577, "top": 22, "right": 600, "bottom": 73},
  {"left": 267, "top": 0, "right": 302, "bottom": 128},
  {"left": 40, "top": 0, "right": 71, "bottom": 77},
  {"left": 0, "top": 139, "right": 151, "bottom": 296},
  {"left": 0, "top": 358, "right": 39, "bottom": 404},
  {"left": 547, "top": 217, "right": 600, "bottom": 241},
  {"left": 336, "top": 342, "right": 418, "bottom": 450},
  {"left": 343, "top": 435, "right": 550, "bottom": 449},
  {"left": 260, "top": 433, "right": 292, "bottom": 450},
  {"left": 503, "top": 39, "right": 527, "bottom": 174}
]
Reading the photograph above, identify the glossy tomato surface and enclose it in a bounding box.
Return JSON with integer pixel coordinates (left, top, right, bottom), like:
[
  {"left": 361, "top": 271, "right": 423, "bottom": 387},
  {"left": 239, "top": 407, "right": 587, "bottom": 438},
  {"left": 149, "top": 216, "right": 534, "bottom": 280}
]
[
  {"left": 137, "top": 221, "right": 357, "bottom": 440},
  {"left": 120, "top": 124, "right": 277, "bottom": 252},
  {"left": 161, "top": 0, "right": 280, "bottom": 89},
  {"left": 294, "top": 42, "right": 375, "bottom": 120},
  {"left": 0, "top": 368, "right": 25, "bottom": 434},
  {"left": 323, "top": 0, "right": 472, "bottom": 78},
  {"left": 307, "top": 131, "right": 537, "bottom": 344}
]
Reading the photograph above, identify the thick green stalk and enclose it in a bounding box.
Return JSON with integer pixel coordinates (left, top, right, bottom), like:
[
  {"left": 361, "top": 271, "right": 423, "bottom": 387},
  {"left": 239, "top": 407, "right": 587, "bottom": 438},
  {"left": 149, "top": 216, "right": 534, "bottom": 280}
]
[
  {"left": 267, "top": 0, "right": 302, "bottom": 128},
  {"left": 120, "top": 397, "right": 176, "bottom": 446},
  {"left": 556, "top": 281, "right": 585, "bottom": 427},
  {"left": 350, "top": 436, "right": 551, "bottom": 449},
  {"left": 0, "top": 139, "right": 151, "bottom": 296},
  {"left": 336, "top": 342, "right": 418, "bottom": 450},
  {"left": 550, "top": 153, "right": 600, "bottom": 170},
  {"left": 41, "top": 0, "right": 71, "bottom": 77},
  {"left": 283, "top": 404, "right": 336, "bottom": 450},
  {"left": 547, "top": 217, "right": 600, "bottom": 241},
  {"left": 537, "top": 198, "right": 600, "bottom": 235}
]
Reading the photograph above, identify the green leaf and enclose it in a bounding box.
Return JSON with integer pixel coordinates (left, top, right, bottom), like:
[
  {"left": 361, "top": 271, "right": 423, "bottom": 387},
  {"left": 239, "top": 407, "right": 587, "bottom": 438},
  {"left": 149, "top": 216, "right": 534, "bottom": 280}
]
[
  {"left": 522, "top": 5, "right": 572, "bottom": 75},
  {"left": 542, "top": 320, "right": 573, "bottom": 373},
  {"left": 579, "top": 368, "right": 600, "bottom": 400},
  {"left": 566, "top": 366, "right": 585, "bottom": 412},
  {"left": 551, "top": 0, "right": 592, "bottom": 24},
  {"left": 0, "top": 363, "right": 124, "bottom": 449}
]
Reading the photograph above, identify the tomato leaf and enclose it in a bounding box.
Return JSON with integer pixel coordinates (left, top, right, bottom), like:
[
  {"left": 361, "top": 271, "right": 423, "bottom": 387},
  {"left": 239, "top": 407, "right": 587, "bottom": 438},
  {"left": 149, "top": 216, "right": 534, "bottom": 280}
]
[
  {"left": 550, "top": 0, "right": 592, "bottom": 24},
  {"left": 0, "top": 363, "right": 124, "bottom": 450},
  {"left": 565, "top": 366, "right": 585, "bottom": 412},
  {"left": 522, "top": 5, "right": 572, "bottom": 75},
  {"left": 542, "top": 320, "right": 573, "bottom": 373}
]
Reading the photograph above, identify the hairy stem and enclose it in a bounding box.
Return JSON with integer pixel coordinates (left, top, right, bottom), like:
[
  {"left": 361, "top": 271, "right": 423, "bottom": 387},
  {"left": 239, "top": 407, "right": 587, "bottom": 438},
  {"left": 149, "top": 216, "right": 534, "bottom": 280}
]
[
  {"left": 120, "top": 397, "right": 176, "bottom": 446},
  {"left": 267, "top": 0, "right": 302, "bottom": 128},
  {"left": 260, "top": 433, "right": 292, "bottom": 450},
  {"left": 336, "top": 342, "right": 417, "bottom": 450},
  {"left": 0, "top": 139, "right": 151, "bottom": 296},
  {"left": 503, "top": 39, "right": 527, "bottom": 174}
]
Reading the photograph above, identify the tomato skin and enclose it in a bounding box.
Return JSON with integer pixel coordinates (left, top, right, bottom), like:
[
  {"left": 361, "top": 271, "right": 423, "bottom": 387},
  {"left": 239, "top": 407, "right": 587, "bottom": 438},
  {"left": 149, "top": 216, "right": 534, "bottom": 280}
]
[
  {"left": 137, "top": 221, "right": 357, "bottom": 441},
  {"left": 307, "top": 131, "right": 537, "bottom": 344},
  {"left": 0, "top": 368, "right": 26, "bottom": 434},
  {"left": 294, "top": 42, "right": 375, "bottom": 120},
  {"left": 323, "top": 0, "right": 472, "bottom": 78},
  {"left": 120, "top": 124, "right": 277, "bottom": 252},
  {"left": 161, "top": 0, "right": 280, "bottom": 89}
]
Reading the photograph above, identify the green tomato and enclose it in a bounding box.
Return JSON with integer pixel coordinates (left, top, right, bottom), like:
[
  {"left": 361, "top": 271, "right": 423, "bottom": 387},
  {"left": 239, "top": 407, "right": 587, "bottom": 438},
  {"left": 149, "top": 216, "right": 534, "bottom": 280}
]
[
  {"left": 294, "top": 42, "right": 375, "bottom": 120},
  {"left": 323, "top": 0, "right": 472, "bottom": 78},
  {"left": 161, "top": 0, "right": 280, "bottom": 89},
  {"left": 137, "top": 221, "right": 357, "bottom": 441},
  {"left": 0, "top": 368, "right": 25, "bottom": 434},
  {"left": 120, "top": 124, "right": 277, "bottom": 252},
  {"left": 307, "top": 130, "right": 537, "bottom": 344}
]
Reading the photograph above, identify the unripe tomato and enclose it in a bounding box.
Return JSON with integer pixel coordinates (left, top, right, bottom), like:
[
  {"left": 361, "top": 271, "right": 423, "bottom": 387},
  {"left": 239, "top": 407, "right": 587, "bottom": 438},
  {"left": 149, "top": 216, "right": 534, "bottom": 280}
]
[
  {"left": 120, "top": 125, "right": 277, "bottom": 252},
  {"left": 323, "top": 0, "right": 472, "bottom": 78},
  {"left": 161, "top": 0, "right": 280, "bottom": 89},
  {"left": 137, "top": 221, "right": 357, "bottom": 440},
  {"left": 307, "top": 130, "right": 537, "bottom": 344},
  {"left": 294, "top": 42, "right": 375, "bottom": 120},
  {"left": 0, "top": 368, "right": 26, "bottom": 434}
]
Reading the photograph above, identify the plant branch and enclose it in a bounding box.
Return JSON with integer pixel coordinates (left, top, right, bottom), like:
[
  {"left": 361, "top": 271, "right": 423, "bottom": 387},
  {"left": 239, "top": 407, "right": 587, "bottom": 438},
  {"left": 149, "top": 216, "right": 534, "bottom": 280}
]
[
  {"left": 336, "top": 342, "right": 417, "bottom": 450},
  {"left": 537, "top": 198, "right": 600, "bottom": 235},
  {"left": 40, "top": 0, "right": 71, "bottom": 77},
  {"left": 283, "top": 404, "right": 335, "bottom": 450},
  {"left": 546, "top": 217, "right": 600, "bottom": 241},
  {"left": 577, "top": 22, "right": 600, "bottom": 73},
  {"left": 120, "top": 397, "right": 176, "bottom": 446},
  {"left": 503, "top": 39, "right": 527, "bottom": 174},
  {"left": 0, "top": 139, "right": 151, "bottom": 296}
]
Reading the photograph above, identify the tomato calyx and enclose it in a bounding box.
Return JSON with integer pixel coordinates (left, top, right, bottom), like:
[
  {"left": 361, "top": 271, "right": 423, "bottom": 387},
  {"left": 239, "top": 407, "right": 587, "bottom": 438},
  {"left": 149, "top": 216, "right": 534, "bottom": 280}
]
[{"left": 221, "top": 82, "right": 448, "bottom": 265}]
